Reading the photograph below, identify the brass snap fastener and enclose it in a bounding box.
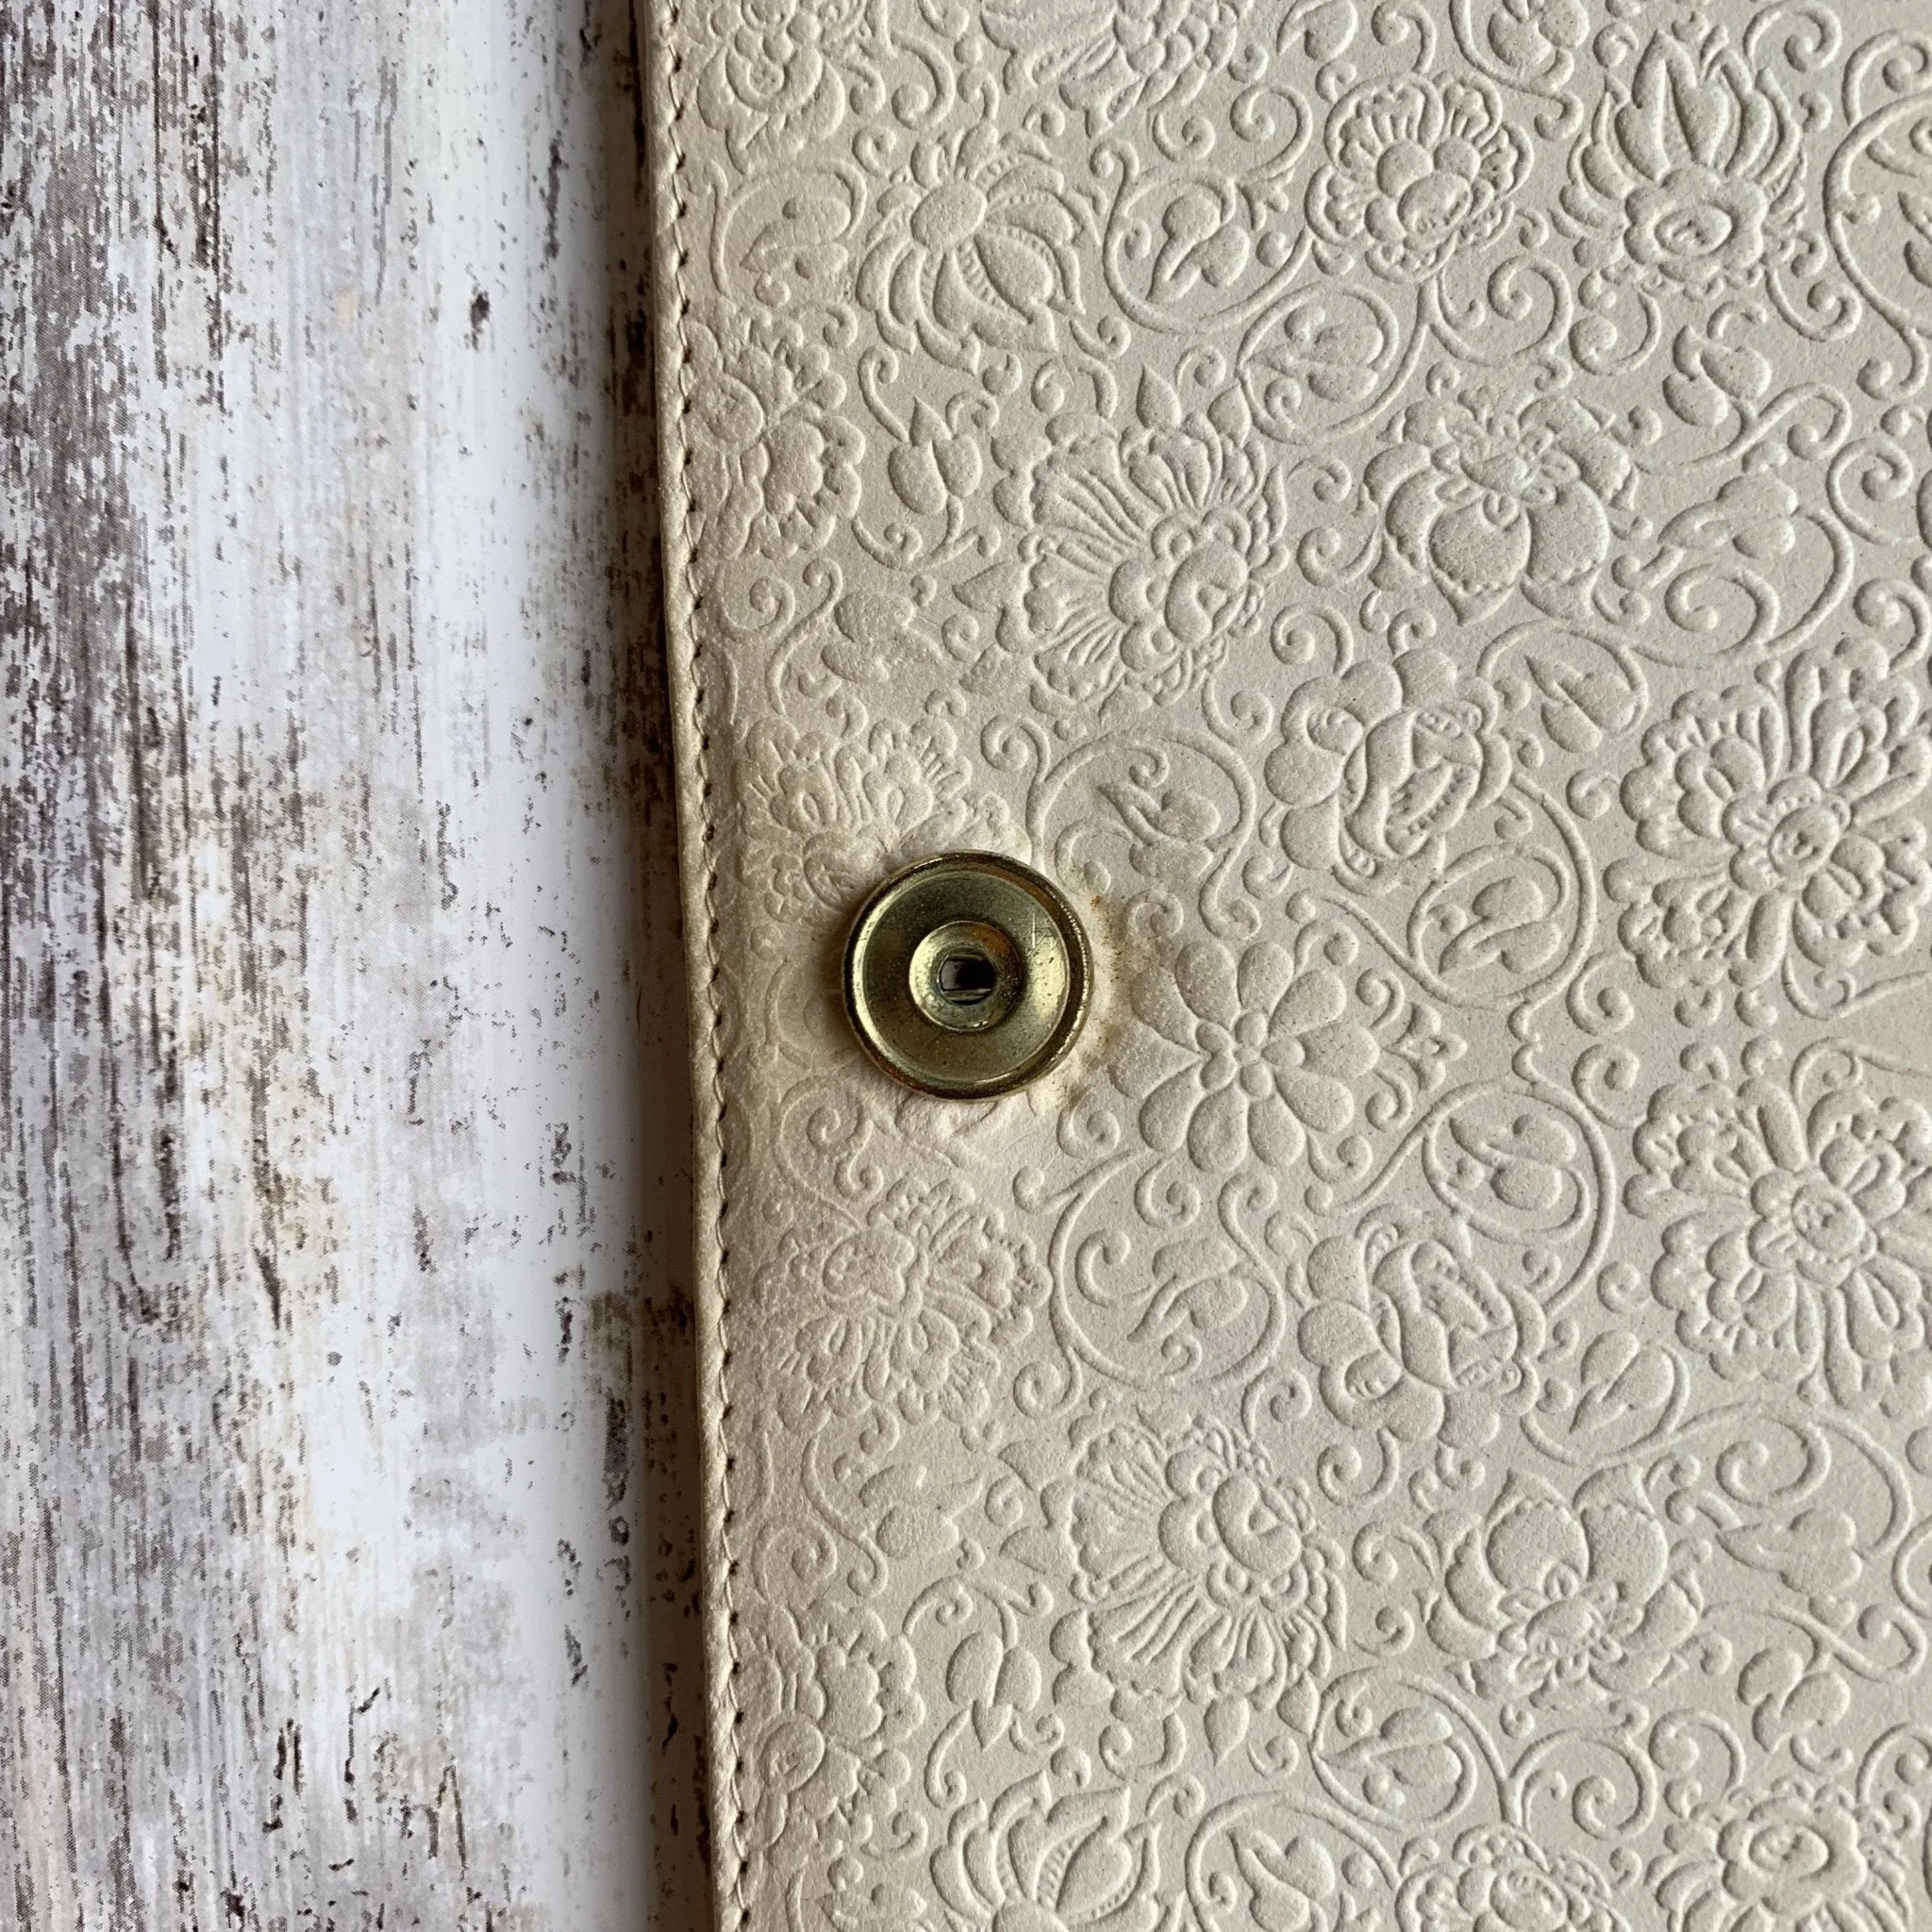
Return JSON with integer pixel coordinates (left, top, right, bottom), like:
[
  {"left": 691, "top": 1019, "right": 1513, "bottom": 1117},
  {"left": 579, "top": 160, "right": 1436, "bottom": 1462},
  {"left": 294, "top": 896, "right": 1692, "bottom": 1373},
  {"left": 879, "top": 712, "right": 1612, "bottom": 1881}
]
[{"left": 842, "top": 854, "right": 1091, "bottom": 1098}]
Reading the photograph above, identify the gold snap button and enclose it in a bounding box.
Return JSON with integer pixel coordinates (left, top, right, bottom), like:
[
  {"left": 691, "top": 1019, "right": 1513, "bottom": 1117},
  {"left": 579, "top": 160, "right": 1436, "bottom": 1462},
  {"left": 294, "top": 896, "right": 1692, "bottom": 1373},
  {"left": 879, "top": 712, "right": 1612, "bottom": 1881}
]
[{"left": 842, "top": 854, "right": 1091, "bottom": 1097}]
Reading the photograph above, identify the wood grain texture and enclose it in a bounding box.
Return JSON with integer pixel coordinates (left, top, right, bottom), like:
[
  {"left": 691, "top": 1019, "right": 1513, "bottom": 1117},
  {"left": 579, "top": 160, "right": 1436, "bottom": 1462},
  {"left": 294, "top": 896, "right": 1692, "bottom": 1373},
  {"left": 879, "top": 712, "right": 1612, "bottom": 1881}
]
[{"left": 1, "top": 3, "right": 708, "bottom": 1925}]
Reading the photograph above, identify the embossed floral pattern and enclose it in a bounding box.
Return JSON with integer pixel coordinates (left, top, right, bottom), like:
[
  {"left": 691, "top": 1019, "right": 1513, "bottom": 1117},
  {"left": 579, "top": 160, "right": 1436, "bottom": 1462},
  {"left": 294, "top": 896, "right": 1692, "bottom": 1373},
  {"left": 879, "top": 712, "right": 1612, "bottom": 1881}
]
[
  {"left": 983, "top": 0, "right": 1240, "bottom": 135},
  {"left": 1366, "top": 389, "right": 1634, "bottom": 619},
  {"left": 1128, "top": 940, "right": 1377, "bottom": 1172},
  {"left": 1632, "top": 1061, "right": 1932, "bottom": 1413},
  {"left": 932, "top": 1776, "right": 1161, "bottom": 1932},
  {"left": 770, "top": 1178, "right": 1048, "bottom": 1425},
  {"left": 1397, "top": 1827, "right": 1626, "bottom": 1932},
  {"left": 858, "top": 125, "right": 1087, "bottom": 369},
  {"left": 661, "top": 3, "right": 1932, "bottom": 1927},
  {"left": 1427, "top": 1473, "right": 1700, "bottom": 1711},
  {"left": 1656, "top": 1778, "right": 1913, "bottom": 1932},
  {"left": 1225, "top": 1830, "right": 1349, "bottom": 1932},
  {"left": 1300, "top": 1219, "right": 1542, "bottom": 1449},
  {"left": 695, "top": 0, "right": 871, "bottom": 168},
  {"left": 1310, "top": 76, "right": 1529, "bottom": 280},
  {"left": 1481, "top": 0, "right": 1589, "bottom": 86},
  {"left": 1563, "top": 22, "right": 1804, "bottom": 297},
  {"left": 1058, "top": 1415, "right": 1343, "bottom": 1737},
  {"left": 741, "top": 1602, "right": 923, "bottom": 1870},
  {"left": 741, "top": 713, "right": 1006, "bottom": 920},
  {"left": 686, "top": 309, "right": 862, "bottom": 559},
  {"left": 1268, "top": 649, "right": 1512, "bottom": 886},
  {"left": 970, "top": 377, "right": 1292, "bottom": 706},
  {"left": 1608, "top": 638, "right": 1932, "bottom": 1002}
]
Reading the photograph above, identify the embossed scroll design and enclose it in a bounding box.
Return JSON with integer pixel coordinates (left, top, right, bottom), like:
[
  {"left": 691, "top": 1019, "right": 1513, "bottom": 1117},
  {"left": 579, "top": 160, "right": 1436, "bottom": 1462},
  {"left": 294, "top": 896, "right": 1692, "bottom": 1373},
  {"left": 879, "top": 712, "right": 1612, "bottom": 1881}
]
[{"left": 660, "top": 0, "right": 1932, "bottom": 1926}]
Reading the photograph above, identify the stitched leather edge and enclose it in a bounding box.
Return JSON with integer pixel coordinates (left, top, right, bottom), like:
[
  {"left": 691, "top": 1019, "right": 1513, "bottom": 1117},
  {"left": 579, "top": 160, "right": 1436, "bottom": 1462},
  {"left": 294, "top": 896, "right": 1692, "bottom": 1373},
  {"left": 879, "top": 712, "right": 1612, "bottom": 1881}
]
[{"left": 643, "top": 10, "right": 745, "bottom": 1930}]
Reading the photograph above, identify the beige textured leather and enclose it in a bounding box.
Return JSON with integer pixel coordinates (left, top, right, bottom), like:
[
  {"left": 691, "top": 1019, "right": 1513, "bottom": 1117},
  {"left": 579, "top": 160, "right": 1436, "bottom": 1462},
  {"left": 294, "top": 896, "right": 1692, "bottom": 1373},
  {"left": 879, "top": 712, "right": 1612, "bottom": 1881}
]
[{"left": 646, "top": 5, "right": 1932, "bottom": 1928}]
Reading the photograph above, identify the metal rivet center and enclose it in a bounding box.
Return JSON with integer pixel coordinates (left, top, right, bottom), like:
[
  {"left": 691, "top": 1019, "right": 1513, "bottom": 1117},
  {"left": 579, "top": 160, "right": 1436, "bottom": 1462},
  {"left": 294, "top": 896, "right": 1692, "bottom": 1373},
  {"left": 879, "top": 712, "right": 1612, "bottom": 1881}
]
[{"left": 842, "top": 854, "right": 1091, "bottom": 1097}]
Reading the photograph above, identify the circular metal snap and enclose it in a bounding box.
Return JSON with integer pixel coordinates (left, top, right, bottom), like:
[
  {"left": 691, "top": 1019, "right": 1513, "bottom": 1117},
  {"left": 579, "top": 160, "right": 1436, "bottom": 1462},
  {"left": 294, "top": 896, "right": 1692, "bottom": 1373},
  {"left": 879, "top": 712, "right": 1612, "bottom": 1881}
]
[{"left": 842, "top": 854, "right": 1091, "bottom": 1098}]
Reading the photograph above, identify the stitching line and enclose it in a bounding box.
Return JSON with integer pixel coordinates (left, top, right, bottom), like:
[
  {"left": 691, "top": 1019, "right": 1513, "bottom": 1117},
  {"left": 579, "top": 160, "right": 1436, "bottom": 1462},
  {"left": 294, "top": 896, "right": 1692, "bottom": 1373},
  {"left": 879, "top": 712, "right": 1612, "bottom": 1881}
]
[{"left": 660, "top": 17, "right": 747, "bottom": 1931}]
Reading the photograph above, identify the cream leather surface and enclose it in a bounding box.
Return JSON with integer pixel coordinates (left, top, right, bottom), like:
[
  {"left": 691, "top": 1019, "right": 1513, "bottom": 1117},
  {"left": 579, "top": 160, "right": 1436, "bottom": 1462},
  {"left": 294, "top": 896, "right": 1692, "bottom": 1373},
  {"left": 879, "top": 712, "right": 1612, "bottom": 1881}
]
[{"left": 646, "top": 5, "right": 1932, "bottom": 1927}]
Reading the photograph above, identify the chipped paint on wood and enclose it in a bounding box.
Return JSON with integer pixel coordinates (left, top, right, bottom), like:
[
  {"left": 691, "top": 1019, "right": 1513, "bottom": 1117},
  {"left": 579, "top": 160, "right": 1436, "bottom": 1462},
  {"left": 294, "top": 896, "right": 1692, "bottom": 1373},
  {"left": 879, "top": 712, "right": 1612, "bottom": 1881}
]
[{"left": 2, "top": 2, "right": 707, "bottom": 1925}]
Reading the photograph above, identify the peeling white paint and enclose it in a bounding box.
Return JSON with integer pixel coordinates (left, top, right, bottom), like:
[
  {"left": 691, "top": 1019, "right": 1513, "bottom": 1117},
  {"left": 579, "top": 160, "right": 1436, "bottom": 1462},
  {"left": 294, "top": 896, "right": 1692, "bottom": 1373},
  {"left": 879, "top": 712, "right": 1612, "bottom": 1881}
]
[{"left": 3, "top": 4, "right": 707, "bottom": 1925}]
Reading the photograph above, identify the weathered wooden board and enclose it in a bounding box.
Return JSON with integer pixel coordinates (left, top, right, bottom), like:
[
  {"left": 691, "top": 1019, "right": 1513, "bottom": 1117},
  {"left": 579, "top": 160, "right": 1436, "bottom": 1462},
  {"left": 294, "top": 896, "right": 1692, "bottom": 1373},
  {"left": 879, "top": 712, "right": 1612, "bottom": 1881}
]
[{"left": 2, "top": 3, "right": 707, "bottom": 1924}]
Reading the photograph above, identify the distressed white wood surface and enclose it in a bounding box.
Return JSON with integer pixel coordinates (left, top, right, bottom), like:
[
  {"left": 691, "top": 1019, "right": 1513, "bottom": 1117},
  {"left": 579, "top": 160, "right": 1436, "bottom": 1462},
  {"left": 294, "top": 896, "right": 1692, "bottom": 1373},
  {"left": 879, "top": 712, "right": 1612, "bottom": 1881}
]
[{"left": 3, "top": 4, "right": 708, "bottom": 1925}]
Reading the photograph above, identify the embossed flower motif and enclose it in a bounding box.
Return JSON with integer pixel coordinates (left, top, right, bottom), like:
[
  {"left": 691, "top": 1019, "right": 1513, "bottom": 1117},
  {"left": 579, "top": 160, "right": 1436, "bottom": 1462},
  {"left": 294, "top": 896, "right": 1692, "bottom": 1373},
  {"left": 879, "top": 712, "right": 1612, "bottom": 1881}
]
[
  {"left": 1266, "top": 650, "right": 1513, "bottom": 889},
  {"left": 1300, "top": 1220, "right": 1542, "bottom": 1451},
  {"left": 741, "top": 1602, "right": 922, "bottom": 1872},
  {"left": 1226, "top": 1832, "right": 1346, "bottom": 1932},
  {"left": 685, "top": 311, "right": 862, "bottom": 560},
  {"left": 1398, "top": 1826, "right": 1626, "bottom": 1932},
  {"left": 982, "top": 0, "right": 1241, "bottom": 134},
  {"left": 969, "top": 378, "right": 1292, "bottom": 708},
  {"left": 858, "top": 124, "right": 1086, "bottom": 369},
  {"left": 931, "top": 1776, "right": 1162, "bottom": 1932},
  {"left": 1309, "top": 76, "right": 1528, "bottom": 281},
  {"left": 821, "top": 1878, "right": 943, "bottom": 1932},
  {"left": 1365, "top": 389, "right": 1633, "bottom": 620},
  {"left": 740, "top": 714, "right": 1006, "bottom": 924},
  {"left": 1663, "top": 318, "right": 1774, "bottom": 428},
  {"left": 1482, "top": 0, "right": 1589, "bottom": 84},
  {"left": 694, "top": 0, "right": 870, "bottom": 169},
  {"left": 1427, "top": 1472, "right": 1700, "bottom": 1711},
  {"left": 1129, "top": 941, "right": 1378, "bottom": 1174},
  {"left": 1656, "top": 1779, "right": 1911, "bottom": 1932},
  {"left": 772, "top": 1179, "right": 1048, "bottom": 1425},
  {"left": 1630, "top": 1066, "right": 1932, "bottom": 1411},
  {"left": 1561, "top": 22, "right": 1803, "bottom": 296},
  {"left": 887, "top": 394, "right": 986, "bottom": 519},
  {"left": 1607, "top": 639, "right": 1932, "bottom": 1003},
  {"left": 1058, "top": 1415, "right": 1344, "bottom": 1738}
]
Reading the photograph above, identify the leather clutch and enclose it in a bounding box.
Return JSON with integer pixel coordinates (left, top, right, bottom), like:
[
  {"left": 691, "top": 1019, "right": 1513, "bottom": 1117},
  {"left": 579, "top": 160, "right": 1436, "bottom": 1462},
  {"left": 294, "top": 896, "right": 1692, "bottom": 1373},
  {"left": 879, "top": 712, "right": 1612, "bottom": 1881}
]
[{"left": 646, "top": 5, "right": 1932, "bottom": 1926}]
